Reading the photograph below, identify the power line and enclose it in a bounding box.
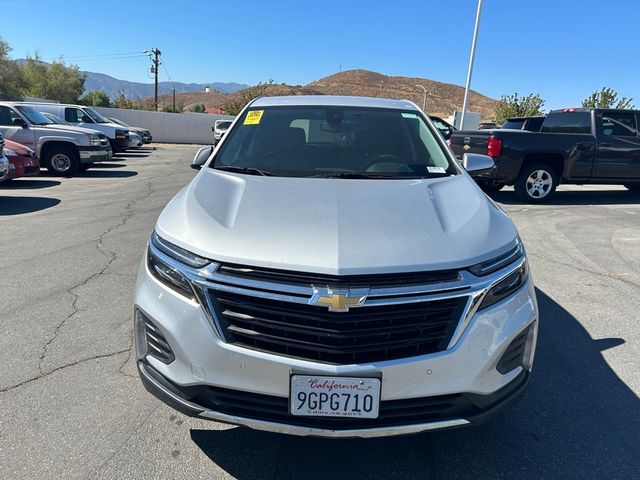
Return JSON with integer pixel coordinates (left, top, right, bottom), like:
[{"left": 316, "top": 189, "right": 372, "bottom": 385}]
[{"left": 45, "top": 51, "right": 147, "bottom": 61}]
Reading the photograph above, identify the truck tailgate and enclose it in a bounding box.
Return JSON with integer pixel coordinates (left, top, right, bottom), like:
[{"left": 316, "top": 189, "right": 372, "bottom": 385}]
[{"left": 449, "top": 131, "right": 493, "bottom": 157}]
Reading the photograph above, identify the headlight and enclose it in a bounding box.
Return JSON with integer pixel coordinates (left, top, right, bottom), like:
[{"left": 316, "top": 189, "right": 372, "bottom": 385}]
[
  {"left": 469, "top": 242, "right": 524, "bottom": 277},
  {"left": 147, "top": 231, "right": 210, "bottom": 299},
  {"left": 89, "top": 134, "right": 101, "bottom": 146},
  {"left": 478, "top": 262, "right": 528, "bottom": 311}
]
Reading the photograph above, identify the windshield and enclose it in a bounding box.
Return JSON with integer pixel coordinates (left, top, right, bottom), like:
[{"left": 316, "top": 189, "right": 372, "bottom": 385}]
[
  {"left": 216, "top": 120, "right": 232, "bottom": 130},
  {"left": 43, "top": 112, "right": 71, "bottom": 125},
  {"left": 501, "top": 119, "right": 525, "bottom": 130},
  {"left": 212, "top": 106, "right": 456, "bottom": 179},
  {"left": 84, "top": 107, "right": 109, "bottom": 123},
  {"left": 16, "top": 106, "right": 54, "bottom": 126}
]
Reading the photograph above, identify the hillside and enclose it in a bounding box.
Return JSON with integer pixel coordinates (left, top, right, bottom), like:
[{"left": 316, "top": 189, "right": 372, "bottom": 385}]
[
  {"left": 149, "top": 69, "right": 498, "bottom": 119},
  {"left": 308, "top": 70, "right": 497, "bottom": 119},
  {"left": 84, "top": 71, "right": 247, "bottom": 99}
]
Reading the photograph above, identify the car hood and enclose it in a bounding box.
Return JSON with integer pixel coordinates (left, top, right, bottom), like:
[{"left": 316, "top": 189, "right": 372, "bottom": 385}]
[
  {"left": 155, "top": 171, "right": 519, "bottom": 275},
  {"left": 4, "top": 139, "right": 34, "bottom": 156},
  {"left": 41, "top": 124, "right": 103, "bottom": 136}
]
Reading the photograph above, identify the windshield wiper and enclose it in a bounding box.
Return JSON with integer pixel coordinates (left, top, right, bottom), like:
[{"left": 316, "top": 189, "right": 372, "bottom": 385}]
[{"left": 214, "top": 165, "right": 274, "bottom": 176}]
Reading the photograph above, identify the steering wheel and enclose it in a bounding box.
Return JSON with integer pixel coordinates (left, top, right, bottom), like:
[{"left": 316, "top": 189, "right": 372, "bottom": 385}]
[{"left": 362, "top": 154, "right": 408, "bottom": 172}]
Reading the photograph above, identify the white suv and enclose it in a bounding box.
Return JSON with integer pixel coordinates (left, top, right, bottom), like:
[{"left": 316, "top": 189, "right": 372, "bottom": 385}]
[{"left": 134, "top": 96, "right": 538, "bottom": 438}]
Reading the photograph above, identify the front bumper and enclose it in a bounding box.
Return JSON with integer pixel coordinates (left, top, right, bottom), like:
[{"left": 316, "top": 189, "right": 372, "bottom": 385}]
[
  {"left": 138, "top": 360, "right": 530, "bottom": 438},
  {"left": 78, "top": 146, "right": 112, "bottom": 163},
  {"left": 134, "top": 255, "right": 538, "bottom": 437}
]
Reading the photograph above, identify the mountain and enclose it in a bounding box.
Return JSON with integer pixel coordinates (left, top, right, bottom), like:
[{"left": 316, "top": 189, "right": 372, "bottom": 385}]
[
  {"left": 160, "top": 69, "right": 498, "bottom": 119},
  {"left": 83, "top": 71, "right": 247, "bottom": 99},
  {"left": 308, "top": 70, "right": 497, "bottom": 119}
]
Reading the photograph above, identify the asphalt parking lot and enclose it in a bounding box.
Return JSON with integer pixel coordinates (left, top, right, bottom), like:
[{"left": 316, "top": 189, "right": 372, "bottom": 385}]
[{"left": 1, "top": 144, "right": 638, "bottom": 479}]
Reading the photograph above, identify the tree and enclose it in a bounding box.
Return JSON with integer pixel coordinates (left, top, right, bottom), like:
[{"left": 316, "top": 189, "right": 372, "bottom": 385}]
[
  {"left": 80, "top": 90, "right": 111, "bottom": 107},
  {"left": 20, "top": 54, "right": 86, "bottom": 103},
  {"left": 582, "top": 87, "right": 634, "bottom": 109},
  {"left": 162, "top": 102, "right": 184, "bottom": 113},
  {"left": 0, "top": 36, "right": 25, "bottom": 100},
  {"left": 189, "top": 103, "right": 206, "bottom": 113},
  {"left": 223, "top": 80, "right": 274, "bottom": 115},
  {"left": 494, "top": 93, "right": 545, "bottom": 125}
]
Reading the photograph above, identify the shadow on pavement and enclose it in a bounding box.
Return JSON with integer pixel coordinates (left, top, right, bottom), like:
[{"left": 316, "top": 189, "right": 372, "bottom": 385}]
[
  {"left": 190, "top": 288, "right": 639, "bottom": 479},
  {"left": 78, "top": 170, "right": 138, "bottom": 178},
  {"left": 90, "top": 163, "right": 127, "bottom": 169},
  {"left": 490, "top": 188, "right": 640, "bottom": 206},
  {"left": 113, "top": 152, "right": 150, "bottom": 159},
  {"left": 0, "top": 179, "right": 61, "bottom": 189},
  {"left": 0, "top": 196, "right": 61, "bottom": 215}
]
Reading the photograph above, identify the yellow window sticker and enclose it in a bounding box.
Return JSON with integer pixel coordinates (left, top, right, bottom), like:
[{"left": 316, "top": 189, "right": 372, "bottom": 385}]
[{"left": 244, "top": 110, "right": 264, "bottom": 125}]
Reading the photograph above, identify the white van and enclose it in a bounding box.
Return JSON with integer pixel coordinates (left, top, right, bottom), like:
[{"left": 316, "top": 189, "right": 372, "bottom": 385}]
[{"left": 25, "top": 103, "right": 131, "bottom": 153}]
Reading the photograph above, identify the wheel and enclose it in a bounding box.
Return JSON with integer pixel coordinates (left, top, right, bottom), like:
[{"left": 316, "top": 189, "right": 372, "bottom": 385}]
[
  {"left": 44, "top": 147, "right": 79, "bottom": 176},
  {"left": 624, "top": 184, "right": 640, "bottom": 192},
  {"left": 514, "top": 163, "right": 558, "bottom": 203},
  {"left": 477, "top": 181, "right": 504, "bottom": 193}
]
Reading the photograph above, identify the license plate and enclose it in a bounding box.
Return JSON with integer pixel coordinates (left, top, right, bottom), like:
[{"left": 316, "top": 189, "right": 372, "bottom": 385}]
[{"left": 290, "top": 375, "right": 381, "bottom": 418}]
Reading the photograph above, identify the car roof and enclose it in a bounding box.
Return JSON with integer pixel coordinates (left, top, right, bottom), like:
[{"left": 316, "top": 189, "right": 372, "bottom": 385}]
[{"left": 250, "top": 95, "right": 420, "bottom": 111}]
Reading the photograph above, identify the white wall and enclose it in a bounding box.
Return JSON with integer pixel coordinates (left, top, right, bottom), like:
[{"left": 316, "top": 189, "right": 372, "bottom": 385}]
[{"left": 94, "top": 107, "right": 234, "bottom": 144}]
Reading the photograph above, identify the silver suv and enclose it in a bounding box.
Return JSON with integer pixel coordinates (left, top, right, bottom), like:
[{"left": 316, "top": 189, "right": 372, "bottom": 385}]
[{"left": 134, "top": 96, "right": 538, "bottom": 437}]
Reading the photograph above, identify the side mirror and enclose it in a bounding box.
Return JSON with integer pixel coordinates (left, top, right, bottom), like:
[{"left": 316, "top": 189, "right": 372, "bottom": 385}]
[
  {"left": 442, "top": 128, "right": 452, "bottom": 140},
  {"left": 462, "top": 153, "right": 494, "bottom": 175},
  {"left": 20, "top": 119, "right": 29, "bottom": 129},
  {"left": 191, "top": 146, "right": 214, "bottom": 170}
]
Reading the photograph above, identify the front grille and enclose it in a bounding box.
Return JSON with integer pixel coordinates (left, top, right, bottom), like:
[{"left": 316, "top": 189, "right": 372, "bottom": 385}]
[
  {"left": 192, "top": 384, "right": 474, "bottom": 430},
  {"left": 210, "top": 290, "right": 467, "bottom": 364}
]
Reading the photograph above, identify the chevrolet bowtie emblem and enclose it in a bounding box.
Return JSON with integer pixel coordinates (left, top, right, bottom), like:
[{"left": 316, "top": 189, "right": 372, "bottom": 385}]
[{"left": 310, "top": 287, "right": 369, "bottom": 312}]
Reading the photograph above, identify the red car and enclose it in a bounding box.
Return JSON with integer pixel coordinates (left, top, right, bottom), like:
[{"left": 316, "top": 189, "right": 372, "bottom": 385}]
[{"left": 3, "top": 139, "right": 40, "bottom": 180}]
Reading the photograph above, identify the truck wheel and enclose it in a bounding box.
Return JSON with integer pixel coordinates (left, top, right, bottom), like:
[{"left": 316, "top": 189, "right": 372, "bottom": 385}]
[
  {"left": 45, "top": 147, "right": 80, "bottom": 176},
  {"left": 623, "top": 184, "right": 640, "bottom": 192},
  {"left": 514, "top": 163, "right": 557, "bottom": 203}
]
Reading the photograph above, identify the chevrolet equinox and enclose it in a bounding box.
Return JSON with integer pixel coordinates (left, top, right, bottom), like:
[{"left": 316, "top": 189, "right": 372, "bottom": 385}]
[{"left": 134, "top": 96, "right": 538, "bottom": 437}]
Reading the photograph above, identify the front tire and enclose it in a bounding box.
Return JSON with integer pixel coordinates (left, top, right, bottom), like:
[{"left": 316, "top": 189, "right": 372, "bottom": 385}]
[
  {"left": 514, "top": 163, "right": 558, "bottom": 203},
  {"left": 44, "top": 147, "right": 79, "bottom": 176}
]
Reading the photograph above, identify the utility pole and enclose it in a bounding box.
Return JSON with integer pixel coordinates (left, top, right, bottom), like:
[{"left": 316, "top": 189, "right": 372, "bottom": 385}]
[
  {"left": 172, "top": 88, "right": 176, "bottom": 112},
  {"left": 460, "top": 0, "right": 483, "bottom": 130},
  {"left": 151, "top": 48, "right": 162, "bottom": 111}
]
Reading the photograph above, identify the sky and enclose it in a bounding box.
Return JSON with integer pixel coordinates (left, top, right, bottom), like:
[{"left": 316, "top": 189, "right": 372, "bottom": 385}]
[{"left": 2, "top": 0, "right": 639, "bottom": 110}]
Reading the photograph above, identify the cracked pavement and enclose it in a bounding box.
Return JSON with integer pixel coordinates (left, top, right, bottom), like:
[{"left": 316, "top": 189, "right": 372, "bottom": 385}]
[{"left": 1, "top": 147, "right": 639, "bottom": 479}]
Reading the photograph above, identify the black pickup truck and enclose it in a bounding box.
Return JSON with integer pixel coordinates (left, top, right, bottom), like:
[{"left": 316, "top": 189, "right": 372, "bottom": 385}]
[{"left": 449, "top": 108, "right": 640, "bottom": 202}]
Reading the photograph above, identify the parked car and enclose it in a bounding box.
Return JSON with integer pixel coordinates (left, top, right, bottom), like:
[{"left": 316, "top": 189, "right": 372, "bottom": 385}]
[
  {"left": 501, "top": 116, "right": 545, "bottom": 132},
  {"left": 428, "top": 115, "right": 456, "bottom": 140},
  {"left": 135, "top": 95, "right": 538, "bottom": 438},
  {"left": 3, "top": 138, "right": 40, "bottom": 180},
  {"left": 40, "top": 112, "right": 113, "bottom": 158},
  {"left": 0, "top": 134, "right": 9, "bottom": 182},
  {"left": 212, "top": 119, "right": 232, "bottom": 145},
  {"left": 128, "top": 132, "right": 143, "bottom": 148},
  {"left": 108, "top": 117, "right": 152, "bottom": 144},
  {"left": 450, "top": 108, "right": 640, "bottom": 201},
  {"left": 25, "top": 103, "right": 130, "bottom": 153},
  {"left": 0, "top": 102, "right": 112, "bottom": 175},
  {"left": 479, "top": 122, "right": 498, "bottom": 130}
]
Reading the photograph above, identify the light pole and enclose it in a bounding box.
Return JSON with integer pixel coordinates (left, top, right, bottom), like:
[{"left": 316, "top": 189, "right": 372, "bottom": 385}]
[
  {"left": 415, "top": 84, "right": 427, "bottom": 111},
  {"left": 460, "top": 0, "right": 483, "bottom": 129}
]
